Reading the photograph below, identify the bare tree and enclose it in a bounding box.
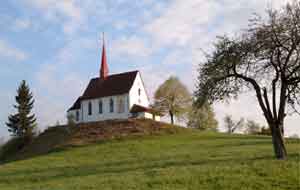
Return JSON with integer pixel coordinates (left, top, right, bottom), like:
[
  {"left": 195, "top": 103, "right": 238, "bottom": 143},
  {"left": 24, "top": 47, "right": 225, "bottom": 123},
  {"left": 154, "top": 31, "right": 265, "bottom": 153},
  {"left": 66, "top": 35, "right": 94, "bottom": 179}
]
[
  {"left": 196, "top": 2, "right": 300, "bottom": 159},
  {"left": 224, "top": 115, "right": 244, "bottom": 134}
]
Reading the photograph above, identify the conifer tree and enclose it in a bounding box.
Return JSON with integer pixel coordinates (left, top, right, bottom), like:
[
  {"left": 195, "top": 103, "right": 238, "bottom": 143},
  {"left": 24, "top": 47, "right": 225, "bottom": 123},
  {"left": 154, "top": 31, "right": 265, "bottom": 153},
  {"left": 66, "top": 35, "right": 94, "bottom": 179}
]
[{"left": 6, "top": 80, "right": 36, "bottom": 138}]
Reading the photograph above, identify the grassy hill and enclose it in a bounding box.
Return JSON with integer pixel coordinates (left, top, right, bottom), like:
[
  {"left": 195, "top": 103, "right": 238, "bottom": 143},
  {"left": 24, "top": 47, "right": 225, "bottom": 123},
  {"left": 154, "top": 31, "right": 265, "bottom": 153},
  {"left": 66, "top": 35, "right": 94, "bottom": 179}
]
[
  {"left": 0, "top": 119, "right": 184, "bottom": 162},
  {"left": 0, "top": 119, "right": 299, "bottom": 190}
]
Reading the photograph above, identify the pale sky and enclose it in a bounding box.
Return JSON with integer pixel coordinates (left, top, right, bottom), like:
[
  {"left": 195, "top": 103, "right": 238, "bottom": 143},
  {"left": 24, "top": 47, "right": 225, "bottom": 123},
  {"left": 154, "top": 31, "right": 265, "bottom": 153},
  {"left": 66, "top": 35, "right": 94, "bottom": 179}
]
[{"left": 0, "top": 0, "right": 298, "bottom": 139}]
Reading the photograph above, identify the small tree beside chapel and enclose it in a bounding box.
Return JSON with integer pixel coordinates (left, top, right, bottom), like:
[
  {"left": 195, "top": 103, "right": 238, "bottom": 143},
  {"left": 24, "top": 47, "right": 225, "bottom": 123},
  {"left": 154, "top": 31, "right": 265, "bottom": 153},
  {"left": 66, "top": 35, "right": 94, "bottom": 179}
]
[{"left": 153, "top": 76, "right": 191, "bottom": 124}]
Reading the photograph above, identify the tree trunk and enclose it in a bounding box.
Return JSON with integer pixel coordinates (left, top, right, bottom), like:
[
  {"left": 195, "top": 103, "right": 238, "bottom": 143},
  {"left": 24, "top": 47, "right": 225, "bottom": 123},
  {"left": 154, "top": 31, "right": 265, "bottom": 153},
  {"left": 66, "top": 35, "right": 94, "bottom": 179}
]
[
  {"left": 270, "top": 123, "right": 287, "bottom": 160},
  {"left": 169, "top": 111, "right": 174, "bottom": 125}
]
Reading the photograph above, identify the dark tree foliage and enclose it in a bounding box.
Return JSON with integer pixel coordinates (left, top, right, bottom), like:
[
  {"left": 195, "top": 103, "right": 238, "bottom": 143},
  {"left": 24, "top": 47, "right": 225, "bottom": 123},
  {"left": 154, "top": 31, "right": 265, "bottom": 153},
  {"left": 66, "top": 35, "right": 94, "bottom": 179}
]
[
  {"left": 196, "top": 2, "right": 300, "bottom": 159},
  {"left": 6, "top": 80, "right": 36, "bottom": 139}
]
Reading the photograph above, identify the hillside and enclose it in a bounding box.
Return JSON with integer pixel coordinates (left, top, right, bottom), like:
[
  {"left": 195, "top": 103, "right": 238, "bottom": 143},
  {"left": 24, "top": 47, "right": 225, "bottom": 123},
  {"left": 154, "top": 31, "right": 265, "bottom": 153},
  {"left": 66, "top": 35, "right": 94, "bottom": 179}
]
[
  {"left": 0, "top": 119, "right": 299, "bottom": 190},
  {"left": 0, "top": 119, "right": 183, "bottom": 162}
]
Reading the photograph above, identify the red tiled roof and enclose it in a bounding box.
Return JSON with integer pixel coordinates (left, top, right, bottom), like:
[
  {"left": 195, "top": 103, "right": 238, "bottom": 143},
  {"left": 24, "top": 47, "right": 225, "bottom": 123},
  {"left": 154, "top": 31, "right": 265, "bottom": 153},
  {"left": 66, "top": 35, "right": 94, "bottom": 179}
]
[{"left": 81, "top": 70, "right": 138, "bottom": 100}]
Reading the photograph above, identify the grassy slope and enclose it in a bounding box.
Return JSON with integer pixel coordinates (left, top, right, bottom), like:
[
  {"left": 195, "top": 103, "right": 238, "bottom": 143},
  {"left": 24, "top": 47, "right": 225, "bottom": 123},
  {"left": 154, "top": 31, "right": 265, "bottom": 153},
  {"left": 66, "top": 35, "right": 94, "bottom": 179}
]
[
  {"left": 0, "top": 127, "right": 299, "bottom": 189},
  {"left": 0, "top": 119, "right": 184, "bottom": 162}
]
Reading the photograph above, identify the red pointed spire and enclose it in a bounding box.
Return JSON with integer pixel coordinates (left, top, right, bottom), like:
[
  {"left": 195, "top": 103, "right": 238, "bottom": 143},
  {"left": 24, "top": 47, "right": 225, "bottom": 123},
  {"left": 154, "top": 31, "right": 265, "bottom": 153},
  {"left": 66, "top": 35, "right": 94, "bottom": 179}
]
[{"left": 100, "top": 33, "right": 108, "bottom": 79}]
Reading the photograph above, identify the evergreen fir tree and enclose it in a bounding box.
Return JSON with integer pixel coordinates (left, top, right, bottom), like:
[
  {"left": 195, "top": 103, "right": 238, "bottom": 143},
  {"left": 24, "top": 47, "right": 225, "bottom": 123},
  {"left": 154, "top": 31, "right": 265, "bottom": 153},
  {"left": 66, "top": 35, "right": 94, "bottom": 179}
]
[{"left": 6, "top": 80, "right": 36, "bottom": 138}]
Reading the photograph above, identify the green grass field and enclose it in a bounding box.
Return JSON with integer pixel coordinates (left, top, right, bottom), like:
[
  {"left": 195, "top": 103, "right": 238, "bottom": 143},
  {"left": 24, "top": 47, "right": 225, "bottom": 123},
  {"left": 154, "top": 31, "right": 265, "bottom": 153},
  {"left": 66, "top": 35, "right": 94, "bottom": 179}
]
[{"left": 0, "top": 130, "right": 299, "bottom": 190}]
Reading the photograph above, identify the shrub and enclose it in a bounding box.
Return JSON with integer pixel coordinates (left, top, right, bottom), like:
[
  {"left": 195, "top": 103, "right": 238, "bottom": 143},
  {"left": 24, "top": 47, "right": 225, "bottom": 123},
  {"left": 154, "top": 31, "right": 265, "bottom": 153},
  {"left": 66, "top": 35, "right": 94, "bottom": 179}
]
[{"left": 0, "top": 137, "right": 27, "bottom": 162}]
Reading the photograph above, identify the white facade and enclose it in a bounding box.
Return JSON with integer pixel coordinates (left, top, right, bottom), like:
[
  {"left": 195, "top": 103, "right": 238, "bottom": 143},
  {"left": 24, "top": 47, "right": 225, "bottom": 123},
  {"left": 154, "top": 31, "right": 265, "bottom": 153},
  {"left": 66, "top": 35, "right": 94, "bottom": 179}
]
[
  {"left": 81, "top": 94, "right": 130, "bottom": 122},
  {"left": 129, "top": 72, "right": 149, "bottom": 108},
  {"left": 67, "top": 71, "right": 152, "bottom": 123}
]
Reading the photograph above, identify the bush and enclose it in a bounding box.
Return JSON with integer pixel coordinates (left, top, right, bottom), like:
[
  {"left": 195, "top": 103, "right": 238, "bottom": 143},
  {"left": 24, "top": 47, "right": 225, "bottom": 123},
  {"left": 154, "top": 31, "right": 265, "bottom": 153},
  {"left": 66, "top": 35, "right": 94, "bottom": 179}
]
[{"left": 0, "top": 137, "right": 27, "bottom": 162}]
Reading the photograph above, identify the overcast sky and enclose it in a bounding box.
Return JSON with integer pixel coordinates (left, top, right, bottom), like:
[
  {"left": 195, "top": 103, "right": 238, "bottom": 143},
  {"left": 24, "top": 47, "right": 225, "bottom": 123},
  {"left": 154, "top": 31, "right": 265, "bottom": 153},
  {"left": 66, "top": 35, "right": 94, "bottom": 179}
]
[{"left": 0, "top": 0, "right": 298, "bottom": 139}]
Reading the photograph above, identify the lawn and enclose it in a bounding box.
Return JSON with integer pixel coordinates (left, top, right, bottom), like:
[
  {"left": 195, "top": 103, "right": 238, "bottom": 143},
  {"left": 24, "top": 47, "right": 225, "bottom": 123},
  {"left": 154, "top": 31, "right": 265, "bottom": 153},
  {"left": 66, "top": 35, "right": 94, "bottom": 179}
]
[{"left": 0, "top": 131, "right": 299, "bottom": 190}]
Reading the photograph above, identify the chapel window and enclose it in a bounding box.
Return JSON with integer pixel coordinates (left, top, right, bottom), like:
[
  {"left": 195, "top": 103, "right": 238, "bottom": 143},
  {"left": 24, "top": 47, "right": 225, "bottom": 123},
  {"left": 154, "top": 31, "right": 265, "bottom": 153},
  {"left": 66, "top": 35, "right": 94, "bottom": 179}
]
[
  {"left": 110, "top": 98, "right": 114, "bottom": 113},
  {"left": 88, "top": 102, "right": 92, "bottom": 115},
  {"left": 99, "top": 100, "right": 103, "bottom": 114},
  {"left": 76, "top": 111, "right": 79, "bottom": 121}
]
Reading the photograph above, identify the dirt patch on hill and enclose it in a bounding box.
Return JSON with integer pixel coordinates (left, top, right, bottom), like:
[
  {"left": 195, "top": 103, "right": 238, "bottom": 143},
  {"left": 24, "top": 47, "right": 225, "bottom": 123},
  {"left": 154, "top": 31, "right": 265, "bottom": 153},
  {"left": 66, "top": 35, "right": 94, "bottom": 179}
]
[
  {"left": 69, "top": 119, "right": 182, "bottom": 145},
  {"left": 1, "top": 119, "right": 185, "bottom": 163}
]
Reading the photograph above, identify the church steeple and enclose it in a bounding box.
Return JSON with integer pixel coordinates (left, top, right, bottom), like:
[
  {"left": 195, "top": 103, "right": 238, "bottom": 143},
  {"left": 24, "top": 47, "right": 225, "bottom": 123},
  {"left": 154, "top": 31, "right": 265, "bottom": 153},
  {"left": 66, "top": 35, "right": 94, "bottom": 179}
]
[{"left": 100, "top": 33, "right": 108, "bottom": 79}]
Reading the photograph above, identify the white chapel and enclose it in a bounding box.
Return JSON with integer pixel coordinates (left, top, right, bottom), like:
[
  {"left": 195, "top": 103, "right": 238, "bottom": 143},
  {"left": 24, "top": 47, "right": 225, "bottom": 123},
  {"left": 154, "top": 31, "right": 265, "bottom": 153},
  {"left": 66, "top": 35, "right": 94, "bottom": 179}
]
[{"left": 67, "top": 38, "right": 160, "bottom": 123}]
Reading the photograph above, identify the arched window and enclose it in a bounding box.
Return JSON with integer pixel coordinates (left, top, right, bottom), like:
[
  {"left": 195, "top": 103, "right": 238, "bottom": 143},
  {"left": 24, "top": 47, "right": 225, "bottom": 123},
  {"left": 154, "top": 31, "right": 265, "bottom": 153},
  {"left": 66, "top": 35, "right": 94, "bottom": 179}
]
[
  {"left": 99, "top": 100, "right": 103, "bottom": 114},
  {"left": 110, "top": 98, "right": 114, "bottom": 113},
  {"left": 118, "top": 97, "right": 125, "bottom": 113},
  {"left": 88, "top": 102, "right": 92, "bottom": 115},
  {"left": 138, "top": 88, "right": 141, "bottom": 96}
]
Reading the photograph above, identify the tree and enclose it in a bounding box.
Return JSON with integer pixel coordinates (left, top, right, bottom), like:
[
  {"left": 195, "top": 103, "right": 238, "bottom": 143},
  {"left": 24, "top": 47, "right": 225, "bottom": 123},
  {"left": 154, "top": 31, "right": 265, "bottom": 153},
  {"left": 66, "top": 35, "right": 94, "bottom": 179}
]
[
  {"left": 67, "top": 114, "right": 76, "bottom": 126},
  {"left": 196, "top": 2, "right": 300, "bottom": 159},
  {"left": 187, "top": 103, "right": 218, "bottom": 131},
  {"left": 6, "top": 80, "right": 36, "bottom": 140},
  {"left": 245, "top": 120, "right": 262, "bottom": 135},
  {"left": 153, "top": 76, "right": 191, "bottom": 124},
  {"left": 224, "top": 115, "right": 244, "bottom": 134}
]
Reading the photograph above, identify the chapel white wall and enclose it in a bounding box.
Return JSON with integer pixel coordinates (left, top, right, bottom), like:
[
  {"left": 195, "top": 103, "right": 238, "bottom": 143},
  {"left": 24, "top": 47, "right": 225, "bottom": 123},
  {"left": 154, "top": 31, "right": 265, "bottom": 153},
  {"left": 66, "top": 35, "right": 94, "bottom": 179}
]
[
  {"left": 129, "top": 72, "right": 150, "bottom": 108},
  {"left": 81, "top": 94, "right": 130, "bottom": 123}
]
